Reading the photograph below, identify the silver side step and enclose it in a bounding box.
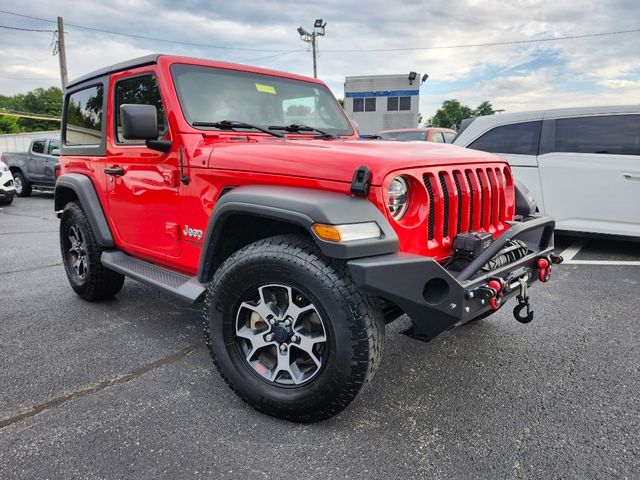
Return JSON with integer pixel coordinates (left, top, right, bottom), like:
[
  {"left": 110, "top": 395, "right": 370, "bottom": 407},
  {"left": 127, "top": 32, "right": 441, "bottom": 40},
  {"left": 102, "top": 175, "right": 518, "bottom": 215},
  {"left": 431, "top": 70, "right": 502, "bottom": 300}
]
[{"left": 101, "top": 251, "right": 206, "bottom": 303}]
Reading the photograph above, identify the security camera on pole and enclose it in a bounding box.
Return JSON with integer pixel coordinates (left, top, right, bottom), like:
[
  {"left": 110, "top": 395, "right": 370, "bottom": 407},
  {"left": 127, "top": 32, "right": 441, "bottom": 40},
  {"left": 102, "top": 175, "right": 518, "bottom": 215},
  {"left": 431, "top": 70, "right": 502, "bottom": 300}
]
[{"left": 297, "top": 19, "right": 326, "bottom": 78}]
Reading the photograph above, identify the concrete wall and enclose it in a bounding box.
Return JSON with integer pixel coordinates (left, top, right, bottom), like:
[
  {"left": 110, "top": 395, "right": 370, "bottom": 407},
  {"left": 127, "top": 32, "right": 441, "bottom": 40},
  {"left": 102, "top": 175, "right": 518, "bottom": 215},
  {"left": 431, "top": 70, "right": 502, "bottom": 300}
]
[{"left": 344, "top": 74, "right": 420, "bottom": 135}]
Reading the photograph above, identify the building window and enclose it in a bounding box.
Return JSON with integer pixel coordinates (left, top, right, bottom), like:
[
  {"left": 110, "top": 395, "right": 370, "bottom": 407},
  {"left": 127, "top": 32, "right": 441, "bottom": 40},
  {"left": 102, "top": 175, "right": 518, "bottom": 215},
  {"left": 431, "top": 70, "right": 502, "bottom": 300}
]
[
  {"left": 353, "top": 98, "right": 364, "bottom": 112},
  {"left": 387, "top": 97, "right": 399, "bottom": 111},
  {"left": 399, "top": 96, "right": 411, "bottom": 111},
  {"left": 365, "top": 98, "right": 376, "bottom": 112}
]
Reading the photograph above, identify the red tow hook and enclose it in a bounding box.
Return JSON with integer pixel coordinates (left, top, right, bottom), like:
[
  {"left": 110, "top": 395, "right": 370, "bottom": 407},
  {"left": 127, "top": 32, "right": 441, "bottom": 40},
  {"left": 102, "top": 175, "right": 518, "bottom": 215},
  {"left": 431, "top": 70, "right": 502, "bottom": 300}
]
[
  {"left": 487, "top": 279, "right": 503, "bottom": 310},
  {"left": 537, "top": 258, "right": 550, "bottom": 282}
]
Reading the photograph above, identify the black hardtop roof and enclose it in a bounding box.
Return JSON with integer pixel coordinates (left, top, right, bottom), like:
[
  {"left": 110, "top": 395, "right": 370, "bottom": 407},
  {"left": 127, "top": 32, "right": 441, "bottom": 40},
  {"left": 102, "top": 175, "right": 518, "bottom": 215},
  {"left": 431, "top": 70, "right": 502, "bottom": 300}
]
[{"left": 65, "top": 54, "right": 161, "bottom": 89}]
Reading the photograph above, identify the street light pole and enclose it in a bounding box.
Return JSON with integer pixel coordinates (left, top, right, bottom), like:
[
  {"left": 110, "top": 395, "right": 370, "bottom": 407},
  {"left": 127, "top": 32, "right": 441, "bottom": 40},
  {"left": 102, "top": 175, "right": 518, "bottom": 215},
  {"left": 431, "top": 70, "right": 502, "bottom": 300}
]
[{"left": 297, "top": 19, "right": 326, "bottom": 78}]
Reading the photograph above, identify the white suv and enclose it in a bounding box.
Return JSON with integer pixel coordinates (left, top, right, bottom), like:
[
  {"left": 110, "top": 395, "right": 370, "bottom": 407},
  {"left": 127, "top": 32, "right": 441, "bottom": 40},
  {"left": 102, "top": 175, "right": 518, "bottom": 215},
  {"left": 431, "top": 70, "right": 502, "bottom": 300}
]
[
  {"left": 454, "top": 105, "right": 640, "bottom": 238},
  {"left": 0, "top": 160, "right": 16, "bottom": 205}
]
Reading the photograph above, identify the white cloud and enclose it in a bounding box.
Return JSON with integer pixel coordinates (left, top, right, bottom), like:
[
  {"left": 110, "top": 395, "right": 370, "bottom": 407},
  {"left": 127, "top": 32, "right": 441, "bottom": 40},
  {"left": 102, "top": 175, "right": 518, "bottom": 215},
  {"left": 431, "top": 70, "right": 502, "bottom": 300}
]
[{"left": 0, "top": 0, "right": 638, "bottom": 118}]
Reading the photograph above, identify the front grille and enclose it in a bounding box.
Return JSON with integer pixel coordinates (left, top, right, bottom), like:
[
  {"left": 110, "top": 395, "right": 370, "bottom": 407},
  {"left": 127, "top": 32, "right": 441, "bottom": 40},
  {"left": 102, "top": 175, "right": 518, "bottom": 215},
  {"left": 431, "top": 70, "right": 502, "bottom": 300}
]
[{"left": 423, "top": 166, "right": 510, "bottom": 246}]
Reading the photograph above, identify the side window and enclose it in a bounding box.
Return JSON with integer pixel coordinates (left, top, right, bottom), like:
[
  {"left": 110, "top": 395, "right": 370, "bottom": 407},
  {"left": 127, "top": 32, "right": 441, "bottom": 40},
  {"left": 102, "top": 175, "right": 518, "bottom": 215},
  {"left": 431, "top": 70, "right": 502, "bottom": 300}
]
[
  {"left": 65, "top": 85, "right": 104, "bottom": 146},
  {"left": 399, "top": 96, "right": 411, "bottom": 111},
  {"left": 353, "top": 98, "right": 364, "bottom": 112},
  {"left": 364, "top": 98, "right": 376, "bottom": 112},
  {"left": 555, "top": 115, "right": 640, "bottom": 155},
  {"left": 431, "top": 132, "right": 445, "bottom": 143},
  {"left": 115, "top": 75, "right": 166, "bottom": 144},
  {"left": 469, "top": 121, "right": 541, "bottom": 155},
  {"left": 443, "top": 132, "right": 457, "bottom": 143},
  {"left": 47, "top": 140, "right": 60, "bottom": 154},
  {"left": 31, "top": 140, "right": 45, "bottom": 154}
]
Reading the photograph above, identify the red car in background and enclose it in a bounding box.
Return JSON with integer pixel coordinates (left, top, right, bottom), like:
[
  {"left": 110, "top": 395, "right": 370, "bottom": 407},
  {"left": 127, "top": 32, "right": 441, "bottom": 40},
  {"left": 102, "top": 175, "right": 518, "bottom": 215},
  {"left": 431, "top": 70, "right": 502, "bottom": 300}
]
[{"left": 378, "top": 127, "right": 457, "bottom": 143}]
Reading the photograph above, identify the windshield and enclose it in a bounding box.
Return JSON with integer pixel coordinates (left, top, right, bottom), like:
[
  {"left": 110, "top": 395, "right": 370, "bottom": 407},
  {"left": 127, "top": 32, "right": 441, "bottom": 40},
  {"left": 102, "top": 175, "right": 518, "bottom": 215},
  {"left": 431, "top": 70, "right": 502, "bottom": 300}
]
[
  {"left": 380, "top": 131, "right": 427, "bottom": 141},
  {"left": 171, "top": 64, "right": 353, "bottom": 136}
]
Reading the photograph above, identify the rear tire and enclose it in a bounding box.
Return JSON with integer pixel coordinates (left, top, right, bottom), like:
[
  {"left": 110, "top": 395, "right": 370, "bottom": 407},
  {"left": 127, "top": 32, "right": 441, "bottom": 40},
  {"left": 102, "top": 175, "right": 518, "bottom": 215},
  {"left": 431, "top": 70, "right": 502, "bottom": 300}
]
[
  {"left": 203, "top": 234, "right": 385, "bottom": 423},
  {"left": 60, "top": 201, "right": 125, "bottom": 301},
  {"left": 13, "top": 172, "right": 31, "bottom": 197}
]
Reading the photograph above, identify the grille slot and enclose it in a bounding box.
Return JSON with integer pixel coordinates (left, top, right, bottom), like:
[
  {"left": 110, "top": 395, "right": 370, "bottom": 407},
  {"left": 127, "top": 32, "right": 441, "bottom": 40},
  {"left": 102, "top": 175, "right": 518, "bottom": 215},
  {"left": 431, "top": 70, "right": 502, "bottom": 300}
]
[
  {"left": 465, "top": 170, "right": 474, "bottom": 231},
  {"left": 453, "top": 172, "right": 463, "bottom": 234},
  {"left": 438, "top": 173, "right": 449, "bottom": 238},
  {"left": 424, "top": 176, "right": 435, "bottom": 240}
]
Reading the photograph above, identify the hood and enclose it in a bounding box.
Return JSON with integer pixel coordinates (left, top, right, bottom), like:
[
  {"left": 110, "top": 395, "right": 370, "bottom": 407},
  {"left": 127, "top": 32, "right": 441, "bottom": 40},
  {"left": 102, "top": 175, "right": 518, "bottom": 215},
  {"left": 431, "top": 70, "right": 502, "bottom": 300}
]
[{"left": 206, "top": 137, "right": 503, "bottom": 185}]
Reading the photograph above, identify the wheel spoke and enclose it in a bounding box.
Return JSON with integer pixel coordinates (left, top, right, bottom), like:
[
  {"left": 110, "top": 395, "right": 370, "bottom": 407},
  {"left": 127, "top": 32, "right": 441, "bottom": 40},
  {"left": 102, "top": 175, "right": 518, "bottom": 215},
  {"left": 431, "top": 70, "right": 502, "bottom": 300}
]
[
  {"left": 238, "top": 300, "right": 277, "bottom": 323},
  {"left": 236, "top": 326, "right": 272, "bottom": 360},
  {"left": 270, "top": 349, "right": 300, "bottom": 384}
]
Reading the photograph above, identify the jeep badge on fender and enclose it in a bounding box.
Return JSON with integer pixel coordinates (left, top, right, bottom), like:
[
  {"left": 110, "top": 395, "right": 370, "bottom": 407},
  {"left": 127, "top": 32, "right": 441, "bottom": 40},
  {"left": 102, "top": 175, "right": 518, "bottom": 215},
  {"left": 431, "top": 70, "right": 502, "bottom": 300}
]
[
  {"left": 54, "top": 54, "right": 561, "bottom": 423},
  {"left": 182, "top": 225, "right": 203, "bottom": 241}
]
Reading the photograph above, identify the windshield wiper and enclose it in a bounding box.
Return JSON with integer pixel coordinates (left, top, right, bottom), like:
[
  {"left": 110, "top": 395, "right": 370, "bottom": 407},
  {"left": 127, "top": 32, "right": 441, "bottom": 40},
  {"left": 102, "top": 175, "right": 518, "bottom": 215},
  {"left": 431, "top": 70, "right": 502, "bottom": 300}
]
[
  {"left": 192, "top": 120, "right": 284, "bottom": 138},
  {"left": 268, "top": 124, "right": 338, "bottom": 139}
]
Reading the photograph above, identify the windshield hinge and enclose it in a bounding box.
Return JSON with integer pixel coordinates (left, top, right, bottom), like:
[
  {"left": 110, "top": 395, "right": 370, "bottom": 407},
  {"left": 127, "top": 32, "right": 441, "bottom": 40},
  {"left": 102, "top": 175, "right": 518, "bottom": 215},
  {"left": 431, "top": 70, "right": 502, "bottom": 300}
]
[
  {"left": 179, "top": 146, "right": 189, "bottom": 185},
  {"left": 350, "top": 165, "right": 371, "bottom": 196}
]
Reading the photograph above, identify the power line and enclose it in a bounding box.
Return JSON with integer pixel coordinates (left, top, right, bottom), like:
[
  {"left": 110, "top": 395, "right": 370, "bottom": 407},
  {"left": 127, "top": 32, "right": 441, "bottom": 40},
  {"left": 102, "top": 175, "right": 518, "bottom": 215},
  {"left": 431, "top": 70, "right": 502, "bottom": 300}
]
[
  {"left": 0, "top": 24, "right": 54, "bottom": 33},
  {"left": 321, "top": 27, "right": 640, "bottom": 52},
  {"left": 0, "top": 9, "right": 300, "bottom": 53},
  {"left": 1, "top": 8, "right": 637, "bottom": 56}
]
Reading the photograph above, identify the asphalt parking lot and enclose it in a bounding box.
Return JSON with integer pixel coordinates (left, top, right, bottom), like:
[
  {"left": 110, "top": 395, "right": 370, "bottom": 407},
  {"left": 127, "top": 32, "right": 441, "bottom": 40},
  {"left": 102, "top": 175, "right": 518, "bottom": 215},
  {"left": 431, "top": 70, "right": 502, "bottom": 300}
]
[{"left": 1, "top": 193, "right": 638, "bottom": 479}]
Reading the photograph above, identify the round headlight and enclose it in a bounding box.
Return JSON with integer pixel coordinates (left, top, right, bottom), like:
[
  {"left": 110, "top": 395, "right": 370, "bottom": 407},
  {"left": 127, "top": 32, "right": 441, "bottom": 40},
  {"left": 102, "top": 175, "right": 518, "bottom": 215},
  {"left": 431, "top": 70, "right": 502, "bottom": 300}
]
[{"left": 388, "top": 176, "right": 409, "bottom": 220}]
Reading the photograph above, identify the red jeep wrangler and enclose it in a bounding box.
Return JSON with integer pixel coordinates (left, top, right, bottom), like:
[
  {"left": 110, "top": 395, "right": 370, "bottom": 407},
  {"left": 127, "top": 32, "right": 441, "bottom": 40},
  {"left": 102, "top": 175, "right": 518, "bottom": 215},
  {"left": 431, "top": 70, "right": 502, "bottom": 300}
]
[{"left": 55, "top": 55, "right": 561, "bottom": 422}]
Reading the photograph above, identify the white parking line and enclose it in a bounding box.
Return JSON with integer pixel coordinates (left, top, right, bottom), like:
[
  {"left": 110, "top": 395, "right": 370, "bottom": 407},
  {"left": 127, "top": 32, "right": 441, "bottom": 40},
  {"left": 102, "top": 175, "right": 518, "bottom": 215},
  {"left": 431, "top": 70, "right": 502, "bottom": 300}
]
[
  {"left": 559, "top": 239, "right": 588, "bottom": 262},
  {"left": 559, "top": 238, "right": 640, "bottom": 266},
  {"left": 564, "top": 259, "right": 640, "bottom": 266}
]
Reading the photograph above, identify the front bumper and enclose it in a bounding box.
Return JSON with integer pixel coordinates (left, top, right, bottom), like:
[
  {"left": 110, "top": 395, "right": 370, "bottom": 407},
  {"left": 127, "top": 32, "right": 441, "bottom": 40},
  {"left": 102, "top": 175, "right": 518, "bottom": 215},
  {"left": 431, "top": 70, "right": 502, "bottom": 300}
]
[{"left": 348, "top": 215, "right": 557, "bottom": 341}]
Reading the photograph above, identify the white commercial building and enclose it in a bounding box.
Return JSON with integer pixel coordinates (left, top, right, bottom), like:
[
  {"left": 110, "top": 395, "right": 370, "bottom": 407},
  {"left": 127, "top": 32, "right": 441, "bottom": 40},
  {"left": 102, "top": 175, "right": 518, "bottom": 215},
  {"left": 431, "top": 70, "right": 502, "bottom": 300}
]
[{"left": 343, "top": 73, "right": 422, "bottom": 135}]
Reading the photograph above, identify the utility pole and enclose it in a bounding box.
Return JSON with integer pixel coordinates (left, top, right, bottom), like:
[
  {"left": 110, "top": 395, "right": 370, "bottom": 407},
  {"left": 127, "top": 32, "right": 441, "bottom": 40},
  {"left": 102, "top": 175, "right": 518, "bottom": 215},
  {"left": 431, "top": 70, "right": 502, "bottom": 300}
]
[
  {"left": 297, "top": 19, "right": 326, "bottom": 78},
  {"left": 56, "top": 16, "right": 68, "bottom": 89}
]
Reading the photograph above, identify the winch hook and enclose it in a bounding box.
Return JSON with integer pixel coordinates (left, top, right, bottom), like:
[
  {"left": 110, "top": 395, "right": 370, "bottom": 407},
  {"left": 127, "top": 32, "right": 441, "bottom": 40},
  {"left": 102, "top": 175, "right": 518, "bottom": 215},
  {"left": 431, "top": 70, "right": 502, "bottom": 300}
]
[
  {"left": 513, "top": 277, "right": 534, "bottom": 323},
  {"left": 513, "top": 297, "right": 534, "bottom": 323}
]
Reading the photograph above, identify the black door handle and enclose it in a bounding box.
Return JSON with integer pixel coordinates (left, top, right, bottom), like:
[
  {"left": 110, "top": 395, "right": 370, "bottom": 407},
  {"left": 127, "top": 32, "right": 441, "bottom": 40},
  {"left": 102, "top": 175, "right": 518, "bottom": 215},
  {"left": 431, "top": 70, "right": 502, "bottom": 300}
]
[{"left": 104, "top": 167, "right": 125, "bottom": 176}]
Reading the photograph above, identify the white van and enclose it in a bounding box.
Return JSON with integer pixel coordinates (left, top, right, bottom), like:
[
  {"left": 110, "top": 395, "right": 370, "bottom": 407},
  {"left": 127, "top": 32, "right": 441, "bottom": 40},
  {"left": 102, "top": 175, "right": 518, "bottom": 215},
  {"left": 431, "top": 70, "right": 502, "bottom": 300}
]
[{"left": 454, "top": 105, "right": 640, "bottom": 238}]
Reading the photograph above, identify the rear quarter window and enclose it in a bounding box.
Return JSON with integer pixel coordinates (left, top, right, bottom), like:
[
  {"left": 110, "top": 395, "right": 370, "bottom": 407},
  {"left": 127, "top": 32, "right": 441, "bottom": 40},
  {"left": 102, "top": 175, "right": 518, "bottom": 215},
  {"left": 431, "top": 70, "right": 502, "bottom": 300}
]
[
  {"left": 64, "top": 85, "right": 104, "bottom": 147},
  {"left": 555, "top": 115, "right": 640, "bottom": 155},
  {"left": 468, "top": 121, "right": 542, "bottom": 155}
]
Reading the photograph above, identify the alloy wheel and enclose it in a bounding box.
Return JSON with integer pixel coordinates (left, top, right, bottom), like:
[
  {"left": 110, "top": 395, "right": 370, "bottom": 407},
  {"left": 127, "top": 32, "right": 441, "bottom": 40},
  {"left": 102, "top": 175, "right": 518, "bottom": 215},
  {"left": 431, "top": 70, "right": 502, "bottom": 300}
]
[{"left": 235, "top": 284, "right": 327, "bottom": 386}]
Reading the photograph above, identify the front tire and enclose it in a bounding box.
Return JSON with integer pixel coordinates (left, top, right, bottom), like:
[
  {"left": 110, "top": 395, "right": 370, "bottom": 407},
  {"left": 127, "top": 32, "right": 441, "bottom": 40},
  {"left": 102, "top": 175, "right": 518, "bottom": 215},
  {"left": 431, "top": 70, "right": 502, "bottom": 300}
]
[
  {"left": 60, "top": 201, "right": 125, "bottom": 301},
  {"left": 13, "top": 172, "right": 31, "bottom": 197},
  {"left": 204, "top": 235, "right": 385, "bottom": 423}
]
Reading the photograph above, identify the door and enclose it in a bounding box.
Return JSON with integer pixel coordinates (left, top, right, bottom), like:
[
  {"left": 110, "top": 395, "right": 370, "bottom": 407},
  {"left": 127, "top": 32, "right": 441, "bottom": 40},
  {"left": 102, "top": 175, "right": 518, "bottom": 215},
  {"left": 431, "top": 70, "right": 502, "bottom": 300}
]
[
  {"left": 105, "top": 73, "right": 181, "bottom": 257},
  {"left": 42, "top": 140, "right": 60, "bottom": 185},
  {"left": 27, "top": 139, "right": 47, "bottom": 182},
  {"left": 537, "top": 114, "right": 640, "bottom": 237}
]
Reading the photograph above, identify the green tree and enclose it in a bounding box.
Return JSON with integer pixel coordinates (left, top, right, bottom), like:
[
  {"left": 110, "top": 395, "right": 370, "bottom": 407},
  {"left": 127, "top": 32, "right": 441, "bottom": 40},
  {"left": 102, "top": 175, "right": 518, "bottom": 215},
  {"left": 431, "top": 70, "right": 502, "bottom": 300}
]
[
  {"left": 474, "top": 100, "right": 495, "bottom": 116},
  {"left": 429, "top": 99, "right": 496, "bottom": 129},
  {"left": 429, "top": 99, "right": 474, "bottom": 129},
  {"left": 0, "top": 86, "right": 62, "bottom": 132},
  {"left": 0, "top": 114, "right": 21, "bottom": 133}
]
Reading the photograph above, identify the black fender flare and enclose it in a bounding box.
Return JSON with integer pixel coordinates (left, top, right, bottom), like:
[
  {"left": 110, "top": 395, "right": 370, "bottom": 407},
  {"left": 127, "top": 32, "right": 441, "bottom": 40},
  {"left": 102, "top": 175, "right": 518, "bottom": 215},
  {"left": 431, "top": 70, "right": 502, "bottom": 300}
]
[
  {"left": 54, "top": 173, "right": 114, "bottom": 247},
  {"left": 197, "top": 185, "right": 399, "bottom": 283}
]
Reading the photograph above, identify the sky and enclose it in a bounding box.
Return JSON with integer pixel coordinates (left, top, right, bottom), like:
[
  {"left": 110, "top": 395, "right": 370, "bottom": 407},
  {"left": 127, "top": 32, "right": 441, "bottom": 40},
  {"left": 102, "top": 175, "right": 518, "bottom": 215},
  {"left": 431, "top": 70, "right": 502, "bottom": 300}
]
[{"left": 0, "top": 0, "right": 639, "bottom": 119}]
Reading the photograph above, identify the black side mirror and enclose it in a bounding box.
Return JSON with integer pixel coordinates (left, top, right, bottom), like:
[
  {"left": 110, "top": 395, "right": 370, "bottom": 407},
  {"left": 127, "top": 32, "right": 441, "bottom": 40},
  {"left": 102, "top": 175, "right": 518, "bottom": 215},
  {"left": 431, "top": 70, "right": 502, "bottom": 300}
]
[
  {"left": 120, "top": 104, "right": 171, "bottom": 152},
  {"left": 120, "top": 104, "right": 158, "bottom": 140}
]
